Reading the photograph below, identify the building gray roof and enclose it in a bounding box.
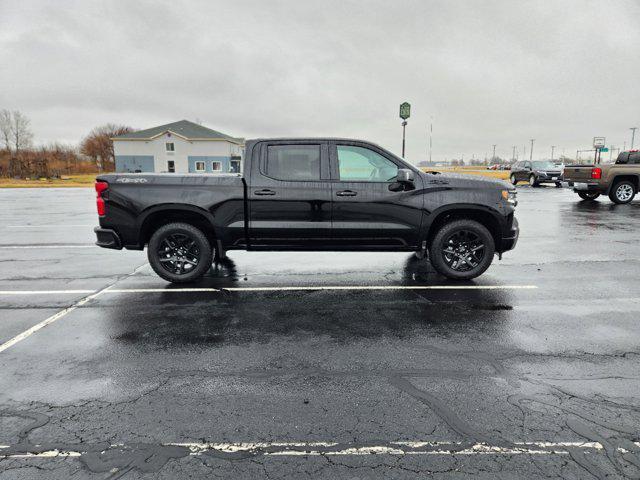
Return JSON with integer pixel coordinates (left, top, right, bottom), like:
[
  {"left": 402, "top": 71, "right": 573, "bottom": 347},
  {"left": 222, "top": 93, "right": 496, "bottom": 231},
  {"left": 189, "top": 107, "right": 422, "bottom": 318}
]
[{"left": 113, "top": 120, "right": 243, "bottom": 144}]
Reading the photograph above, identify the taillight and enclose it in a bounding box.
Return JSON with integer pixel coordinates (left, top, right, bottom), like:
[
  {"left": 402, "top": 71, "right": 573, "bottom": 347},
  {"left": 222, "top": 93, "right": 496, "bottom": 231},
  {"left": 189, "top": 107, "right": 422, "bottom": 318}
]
[
  {"left": 591, "top": 167, "right": 602, "bottom": 179},
  {"left": 95, "top": 181, "right": 108, "bottom": 216}
]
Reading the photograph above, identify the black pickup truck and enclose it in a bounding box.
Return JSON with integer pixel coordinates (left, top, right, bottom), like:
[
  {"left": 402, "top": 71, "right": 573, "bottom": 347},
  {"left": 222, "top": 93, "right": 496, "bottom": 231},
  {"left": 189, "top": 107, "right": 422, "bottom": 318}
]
[{"left": 94, "top": 138, "right": 519, "bottom": 282}]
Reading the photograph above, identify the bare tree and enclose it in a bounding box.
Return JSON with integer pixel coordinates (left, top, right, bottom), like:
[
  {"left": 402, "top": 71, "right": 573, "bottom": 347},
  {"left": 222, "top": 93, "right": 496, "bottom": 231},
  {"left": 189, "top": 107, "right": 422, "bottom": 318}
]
[
  {"left": 0, "top": 109, "right": 33, "bottom": 154},
  {"left": 0, "top": 110, "right": 12, "bottom": 152},
  {"left": 11, "top": 111, "right": 33, "bottom": 153},
  {"left": 80, "top": 124, "right": 133, "bottom": 171}
]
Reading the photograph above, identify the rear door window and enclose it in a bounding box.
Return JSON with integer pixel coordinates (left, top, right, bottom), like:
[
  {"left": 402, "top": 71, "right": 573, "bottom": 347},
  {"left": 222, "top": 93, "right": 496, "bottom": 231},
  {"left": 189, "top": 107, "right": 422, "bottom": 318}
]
[
  {"left": 629, "top": 152, "right": 640, "bottom": 164},
  {"left": 265, "top": 145, "right": 321, "bottom": 181}
]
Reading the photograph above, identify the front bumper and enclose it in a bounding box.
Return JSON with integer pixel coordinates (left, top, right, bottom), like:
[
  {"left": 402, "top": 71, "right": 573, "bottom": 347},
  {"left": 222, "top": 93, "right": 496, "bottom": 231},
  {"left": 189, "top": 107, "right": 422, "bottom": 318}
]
[
  {"left": 498, "top": 216, "right": 519, "bottom": 252},
  {"left": 94, "top": 227, "right": 122, "bottom": 250}
]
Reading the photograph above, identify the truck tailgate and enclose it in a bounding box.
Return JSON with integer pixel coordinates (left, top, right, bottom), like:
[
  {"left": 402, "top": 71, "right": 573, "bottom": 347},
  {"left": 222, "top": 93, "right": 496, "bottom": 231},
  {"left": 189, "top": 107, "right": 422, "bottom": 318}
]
[{"left": 563, "top": 165, "right": 594, "bottom": 182}]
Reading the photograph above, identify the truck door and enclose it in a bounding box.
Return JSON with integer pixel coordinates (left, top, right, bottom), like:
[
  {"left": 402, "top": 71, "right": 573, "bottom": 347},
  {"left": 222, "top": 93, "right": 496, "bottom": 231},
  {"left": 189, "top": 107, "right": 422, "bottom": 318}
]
[
  {"left": 248, "top": 141, "right": 332, "bottom": 247},
  {"left": 329, "top": 142, "right": 423, "bottom": 248}
]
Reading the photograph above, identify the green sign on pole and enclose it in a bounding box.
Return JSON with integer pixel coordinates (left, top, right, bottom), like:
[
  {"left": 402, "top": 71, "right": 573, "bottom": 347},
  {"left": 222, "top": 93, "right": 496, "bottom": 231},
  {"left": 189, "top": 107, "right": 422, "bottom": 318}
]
[
  {"left": 600, "top": 147, "right": 609, "bottom": 152},
  {"left": 399, "top": 102, "right": 411, "bottom": 120}
]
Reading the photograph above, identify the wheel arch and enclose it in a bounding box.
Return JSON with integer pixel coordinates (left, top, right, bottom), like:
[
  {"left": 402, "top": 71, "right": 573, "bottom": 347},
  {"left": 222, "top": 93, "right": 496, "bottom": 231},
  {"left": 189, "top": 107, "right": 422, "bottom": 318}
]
[
  {"left": 608, "top": 175, "right": 639, "bottom": 194},
  {"left": 138, "top": 204, "right": 218, "bottom": 246},
  {"left": 424, "top": 204, "right": 503, "bottom": 250}
]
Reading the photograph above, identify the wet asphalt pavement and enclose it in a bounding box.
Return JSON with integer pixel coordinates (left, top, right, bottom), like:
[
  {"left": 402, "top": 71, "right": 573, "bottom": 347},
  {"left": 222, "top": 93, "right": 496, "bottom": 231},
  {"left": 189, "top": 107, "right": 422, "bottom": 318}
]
[{"left": 0, "top": 186, "right": 639, "bottom": 479}]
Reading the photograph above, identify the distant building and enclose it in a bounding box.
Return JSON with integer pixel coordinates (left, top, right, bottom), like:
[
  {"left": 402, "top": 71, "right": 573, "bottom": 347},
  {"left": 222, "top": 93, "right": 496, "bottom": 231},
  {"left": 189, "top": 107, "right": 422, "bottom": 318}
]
[{"left": 112, "top": 120, "right": 244, "bottom": 174}]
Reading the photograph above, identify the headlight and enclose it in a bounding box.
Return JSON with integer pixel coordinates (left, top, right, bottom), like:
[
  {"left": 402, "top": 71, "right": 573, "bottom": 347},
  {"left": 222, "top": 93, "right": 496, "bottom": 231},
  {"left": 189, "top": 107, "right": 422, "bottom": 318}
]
[{"left": 502, "top": 189, "right": 517, "bottom": 206}]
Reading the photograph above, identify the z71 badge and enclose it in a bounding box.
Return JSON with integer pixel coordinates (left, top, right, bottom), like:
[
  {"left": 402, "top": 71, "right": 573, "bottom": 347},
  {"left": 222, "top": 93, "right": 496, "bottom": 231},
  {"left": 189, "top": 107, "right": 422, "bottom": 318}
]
[{"left": 115, "top": 177, "right": 148, "bottom": 183}]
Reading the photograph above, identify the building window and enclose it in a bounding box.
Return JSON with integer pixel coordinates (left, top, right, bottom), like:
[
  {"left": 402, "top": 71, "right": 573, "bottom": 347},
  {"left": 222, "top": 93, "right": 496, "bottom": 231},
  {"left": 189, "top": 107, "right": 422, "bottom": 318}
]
[
  {"left": 167, "top": 160, "right": 175, "bottom": 173},
  {"left": 166, "top": 142, "right": 175, "bottom": 152},
  {"left": 230, "top": 160, "right": 241, "bottom": 173},
  {"left": 211, "top": 161, "right": 222, "bottom": 172},
  {"left": 195, "top": 161, "right": 205, "bottom": 172}
]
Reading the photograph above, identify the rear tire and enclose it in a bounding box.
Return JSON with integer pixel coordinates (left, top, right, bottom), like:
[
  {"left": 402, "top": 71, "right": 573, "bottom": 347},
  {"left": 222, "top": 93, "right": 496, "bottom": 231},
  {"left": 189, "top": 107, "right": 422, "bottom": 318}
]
[
  {"left": 510, "top": 174, "right": 518, "bottom": 185},
  {"left": 148, "top": 222, "right": 213, "bottom": 283},
  {"left": 578, "top": 191, "right": 600, "bottom": 201},
  {"left": 555, "top": 182, "right": 562, "bottom": 188},
  {"left": 609, "top": 181, "right": 636, "bottom": 204},
  {"left": 429, "top": 219, "right": 495, "bottom": 280}
]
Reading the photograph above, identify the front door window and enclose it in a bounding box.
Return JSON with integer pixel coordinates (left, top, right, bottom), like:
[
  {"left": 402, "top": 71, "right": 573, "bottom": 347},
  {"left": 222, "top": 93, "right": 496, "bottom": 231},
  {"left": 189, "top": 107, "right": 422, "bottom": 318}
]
[{"left": 337, "top": 145, "right": 398, "bottom": 182}]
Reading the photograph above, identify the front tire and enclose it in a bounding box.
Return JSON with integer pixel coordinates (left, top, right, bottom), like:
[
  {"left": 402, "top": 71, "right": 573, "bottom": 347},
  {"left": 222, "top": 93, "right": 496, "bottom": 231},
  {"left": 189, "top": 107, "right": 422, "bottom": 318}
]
[
  {"left": 609, "top": 181, "right": 636, "bottom": 204},
  {"left": 148, "top": 222, "right": 213, "bottom": 283},
  {"left": 510, "top": 174, "right": 518, "bottom": 185},
  {"left": 429, "top": 219, "right": 495, "bottom": 280},
  {"left": 578, "top": 191, "right": 600, "bottom": 201},
  {"left": 529, "top": 174, "right": 539, "bottom": 187}
]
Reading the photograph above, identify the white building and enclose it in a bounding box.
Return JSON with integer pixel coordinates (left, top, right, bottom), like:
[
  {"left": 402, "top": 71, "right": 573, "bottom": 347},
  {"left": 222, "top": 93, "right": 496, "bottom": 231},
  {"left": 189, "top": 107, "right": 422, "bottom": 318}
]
[{"left": 112, "top": 120, "right": 244, "bottom": 174}]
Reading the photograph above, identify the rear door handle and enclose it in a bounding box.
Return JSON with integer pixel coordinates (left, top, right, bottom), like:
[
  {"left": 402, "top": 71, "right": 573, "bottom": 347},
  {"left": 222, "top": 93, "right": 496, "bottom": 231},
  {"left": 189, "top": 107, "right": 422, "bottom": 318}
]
[
  {"left": 336, "top": 190, "right": 357, "bottom": 197},
  {"left": 254, "top": 189, "right": 276, "bottom": 196}
]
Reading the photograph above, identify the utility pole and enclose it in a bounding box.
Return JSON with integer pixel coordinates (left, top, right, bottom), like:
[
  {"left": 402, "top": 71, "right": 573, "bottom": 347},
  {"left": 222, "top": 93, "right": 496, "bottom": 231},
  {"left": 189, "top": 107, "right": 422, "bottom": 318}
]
[
  {"left": 630, "top": 127, "right": 638, "bottom": 149},
  {"left": 512, "top": 146, "right": 516, "bottom": 162},
  {"left": 551, "top": 145, "right": 555, "bottom": 161},
  {"left": 428, "top": 119, "right": 433, "bottom": 164},
  {"left": 492, "top": 144, "right": 497, "bottom": 161},
  {"left": 529, "top": 139, "right": 535, "bottom": 161}
]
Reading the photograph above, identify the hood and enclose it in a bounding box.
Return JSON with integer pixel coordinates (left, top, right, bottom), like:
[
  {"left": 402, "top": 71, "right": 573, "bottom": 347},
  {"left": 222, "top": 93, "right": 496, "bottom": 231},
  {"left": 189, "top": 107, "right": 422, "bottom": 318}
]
[{"left": 423, "top": 172, "right": 512, "bottom": 190}]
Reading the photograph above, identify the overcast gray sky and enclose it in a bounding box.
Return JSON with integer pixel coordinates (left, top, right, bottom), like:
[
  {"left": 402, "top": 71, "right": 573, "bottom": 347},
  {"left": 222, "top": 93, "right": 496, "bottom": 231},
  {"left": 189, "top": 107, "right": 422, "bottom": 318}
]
[{"left": 1, "top": 0, "right": 639, "bottom": 163}]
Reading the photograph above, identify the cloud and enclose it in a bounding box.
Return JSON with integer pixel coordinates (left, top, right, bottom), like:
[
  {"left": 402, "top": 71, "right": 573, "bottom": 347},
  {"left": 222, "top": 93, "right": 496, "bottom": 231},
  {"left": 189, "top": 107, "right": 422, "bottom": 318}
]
[{"left": 1, "top": 0, "right": 639, "bottom": 161}]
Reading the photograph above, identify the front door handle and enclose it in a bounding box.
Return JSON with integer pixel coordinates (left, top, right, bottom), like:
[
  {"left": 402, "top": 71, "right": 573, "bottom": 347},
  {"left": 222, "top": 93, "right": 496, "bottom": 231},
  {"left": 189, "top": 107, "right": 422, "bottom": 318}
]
[
  {"left": 336, "top": 190, "right": 358, "bottom": 197},
  {"left": 254, "top": 189, "right": 276, "bottom": 196}
]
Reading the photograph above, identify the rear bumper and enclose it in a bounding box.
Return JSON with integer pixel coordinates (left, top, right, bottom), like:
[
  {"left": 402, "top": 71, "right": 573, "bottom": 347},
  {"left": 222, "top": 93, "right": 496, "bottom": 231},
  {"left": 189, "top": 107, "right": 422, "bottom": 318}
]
[
  {"left": 94, "top": 227, "right": 122, "bottom": 250},
  {"left": 572, "top": 182, "right": 601, "bottom": 192},
  {"left": 498, "top": 216, "right": 519, "bottom": 252}
]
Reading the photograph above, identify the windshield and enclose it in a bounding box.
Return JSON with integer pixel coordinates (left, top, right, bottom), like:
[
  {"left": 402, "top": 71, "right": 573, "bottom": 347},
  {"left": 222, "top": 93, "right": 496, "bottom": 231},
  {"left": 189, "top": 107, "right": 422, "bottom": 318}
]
[{"left": 531, "top": 161, "right": 557, "bottom": 170}]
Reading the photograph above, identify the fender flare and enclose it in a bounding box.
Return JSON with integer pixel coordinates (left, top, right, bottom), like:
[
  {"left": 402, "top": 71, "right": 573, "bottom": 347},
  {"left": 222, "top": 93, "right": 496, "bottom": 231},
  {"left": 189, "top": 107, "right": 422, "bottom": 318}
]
[
  {"left": 137, "top": 203, "right": 220, "bottom": 242},
  {"left": 421, "top": 203, "right": 506, "bottom": 242}
]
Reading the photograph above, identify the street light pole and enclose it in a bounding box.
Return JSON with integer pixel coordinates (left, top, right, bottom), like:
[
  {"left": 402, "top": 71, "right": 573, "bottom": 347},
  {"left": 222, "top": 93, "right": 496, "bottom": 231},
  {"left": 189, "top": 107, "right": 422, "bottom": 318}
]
[
  {"left": 512, "top": 146, "right": 516, "bottom": 162},
  {"left": 631, "top": 127, "right": 638, "bottom": 149},
  {"left": 551, "top": 145, "right": 555, "bottom": 161},
  {"left": 492, "top": 144, "right": 496, "bottom": 161},
  {"left": 529, "top": 139, "right": 535, "bottom": 161},
  {"left": 401, "top": 120, "right": 407, "bottom": 158}
]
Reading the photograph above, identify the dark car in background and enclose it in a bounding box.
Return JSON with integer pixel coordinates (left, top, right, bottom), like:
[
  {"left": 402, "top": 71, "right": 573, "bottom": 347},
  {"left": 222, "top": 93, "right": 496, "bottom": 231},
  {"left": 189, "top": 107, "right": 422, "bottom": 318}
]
[{"left": 510, "top": 160, "right": 563, "bottom": 187}]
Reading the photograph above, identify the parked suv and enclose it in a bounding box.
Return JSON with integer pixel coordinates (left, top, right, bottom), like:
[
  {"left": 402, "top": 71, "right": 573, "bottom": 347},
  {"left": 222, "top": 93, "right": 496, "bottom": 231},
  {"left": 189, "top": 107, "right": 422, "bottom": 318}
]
[{"left": 510, "top": 160, "right": 563, "bottom": 187}]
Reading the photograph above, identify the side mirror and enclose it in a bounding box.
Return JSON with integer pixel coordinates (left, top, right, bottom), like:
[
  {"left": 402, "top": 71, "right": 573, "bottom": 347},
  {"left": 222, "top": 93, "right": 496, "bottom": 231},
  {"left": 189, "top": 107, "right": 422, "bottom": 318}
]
[
  {"left": 396, "top": 168, "right": 415, "bottom": 183},
  {"left": 390, "top": 169, "right": 415, "bottom": 192}
]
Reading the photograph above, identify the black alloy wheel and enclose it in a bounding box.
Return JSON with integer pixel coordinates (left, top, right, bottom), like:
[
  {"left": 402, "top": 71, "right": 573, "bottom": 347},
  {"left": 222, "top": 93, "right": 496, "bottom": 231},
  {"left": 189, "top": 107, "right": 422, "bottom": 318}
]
[
  {"left": 441, "top": 229, "right": 486, "bottom": 272},
  {"left": 158, "top": 233, "right": 201, "bottom": 275},
  {"left": 148, "top": 222, "right": 213, "bottom": 283},
  {"left": 429, "top": 219, "right": 495, "bottom": 280}
]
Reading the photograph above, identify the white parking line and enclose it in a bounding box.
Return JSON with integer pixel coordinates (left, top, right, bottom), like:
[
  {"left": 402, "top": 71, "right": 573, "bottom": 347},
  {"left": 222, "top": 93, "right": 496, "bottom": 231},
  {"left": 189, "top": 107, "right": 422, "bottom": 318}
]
[
  {"left": 222, "top": 285, "right": 538, "bottom": 292},
  {"left": 0, "top": 285, "right": 537, "bottom": 295},
  {"left": 0, "top": 290, "right": 95, "bottom": 295},
  {"left": 0, "top": 245, "right": 95, "bottom": 249},
  {"left": 6, "top": 225, "right": 94, "bottom": 228},
  {"left": 1, "top": 440, "right": 638, "bottom": 459}
]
